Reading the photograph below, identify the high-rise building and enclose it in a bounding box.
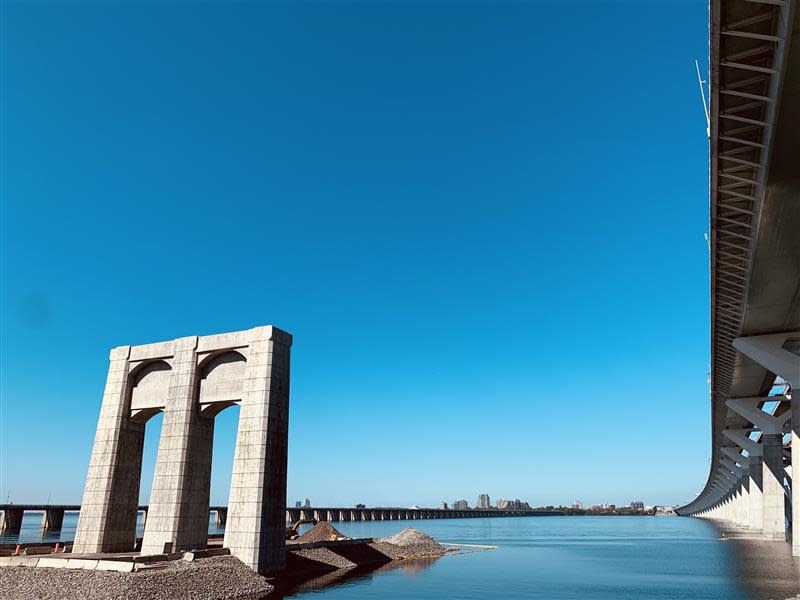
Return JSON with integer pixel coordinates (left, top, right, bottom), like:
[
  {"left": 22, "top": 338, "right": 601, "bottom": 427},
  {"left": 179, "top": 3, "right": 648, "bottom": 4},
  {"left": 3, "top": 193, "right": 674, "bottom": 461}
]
[
  {"left": 452, "top": 500, "right": 469, "bottom": 510},
  {"left": 630, "top": 500, "right": 644, "bottom": 510},
  {"left": 295, "top": 501, "right": 302, "bottom": 508},
  {"left": 477, "top": 493, "right": 491, "bottom": 509},
  {"left": 496, "top": 498, "right": 530, "bottom": 510},
  {"left": 439, "top": 501, "right": 448, "bottom": 510},
  {"left": 303, "top": 498, "right": 311, "bottom": 508}
]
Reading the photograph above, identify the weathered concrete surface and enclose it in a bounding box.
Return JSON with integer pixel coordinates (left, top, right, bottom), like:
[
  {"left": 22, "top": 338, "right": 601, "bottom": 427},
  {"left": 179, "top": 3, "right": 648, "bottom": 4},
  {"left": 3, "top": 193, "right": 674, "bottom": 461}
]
[{"left": 73, "top": 325, "right": 293, "bottom": 575}]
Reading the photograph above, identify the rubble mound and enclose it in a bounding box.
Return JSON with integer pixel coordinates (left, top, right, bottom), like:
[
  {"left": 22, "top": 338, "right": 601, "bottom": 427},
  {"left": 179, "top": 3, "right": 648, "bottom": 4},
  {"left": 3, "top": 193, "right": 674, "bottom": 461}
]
[
  {"left": 296, "top": 521, "right": 349, "bottom": 543},
  {"left": 377, "top": 528, "right": 448, "bottom": 556}
]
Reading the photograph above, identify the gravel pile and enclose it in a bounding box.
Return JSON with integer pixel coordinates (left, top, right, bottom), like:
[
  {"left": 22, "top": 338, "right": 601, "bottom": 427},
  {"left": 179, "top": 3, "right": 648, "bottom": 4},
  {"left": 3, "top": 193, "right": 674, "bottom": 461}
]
[
  {"left": 0, "top": 556, "right": 272, "bottom": 600},
  {"left": 375, "top": 528, "right": 448, "bottom": 558},
  {"left": 288, "top": 547, "right": 357, "bottom": 570},
  {"left": 296, "top": 522, "right": 348, "bottom": 543}
]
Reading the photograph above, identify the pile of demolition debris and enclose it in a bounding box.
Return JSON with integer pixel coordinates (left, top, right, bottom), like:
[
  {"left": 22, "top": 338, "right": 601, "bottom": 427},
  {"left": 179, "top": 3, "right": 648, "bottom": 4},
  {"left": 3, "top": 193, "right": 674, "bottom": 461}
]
[
  {"left": 375, "top": 528, "right": 448, "bottom": 558},
  {"left": 295, "top": 522, "right": 350, "bottom": 544}
]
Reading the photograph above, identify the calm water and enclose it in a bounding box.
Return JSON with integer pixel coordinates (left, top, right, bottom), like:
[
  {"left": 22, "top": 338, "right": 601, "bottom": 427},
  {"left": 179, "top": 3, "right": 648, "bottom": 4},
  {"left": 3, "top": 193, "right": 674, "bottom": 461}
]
[{"left": 4, "top": 514, "right": 756, "bottom": 599}]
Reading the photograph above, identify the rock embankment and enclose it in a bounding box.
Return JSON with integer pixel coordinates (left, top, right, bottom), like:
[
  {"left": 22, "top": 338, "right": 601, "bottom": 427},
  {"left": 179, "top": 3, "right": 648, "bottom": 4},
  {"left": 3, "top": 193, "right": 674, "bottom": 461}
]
[
  {"left": 0, "top": 556, "right": 273, "bottom": 600},
  {"left": 0, "top": 528, "right": 452, "bottom": 600}
]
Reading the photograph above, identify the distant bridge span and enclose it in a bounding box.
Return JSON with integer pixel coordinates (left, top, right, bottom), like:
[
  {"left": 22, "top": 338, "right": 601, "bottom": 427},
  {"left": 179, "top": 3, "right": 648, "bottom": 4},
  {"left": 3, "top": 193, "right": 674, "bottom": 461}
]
[{"left": 0, "top": 504, "right": 559, "bottom": 535}]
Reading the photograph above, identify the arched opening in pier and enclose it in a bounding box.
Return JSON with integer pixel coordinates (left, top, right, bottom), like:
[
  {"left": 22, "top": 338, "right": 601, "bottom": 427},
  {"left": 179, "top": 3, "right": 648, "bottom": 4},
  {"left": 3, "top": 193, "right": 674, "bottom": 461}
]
[
  {"left": 137, "top": 412, "right": 163, "bottom": 535},
  {"left": 129, "top": 359, "right": 171, "bottom": 536},
  {"left": 197, "top": 350, "right": 247, "bottom": 535},
  {"left": 209, "top": 403, "right": 240, "bottom": 532}
]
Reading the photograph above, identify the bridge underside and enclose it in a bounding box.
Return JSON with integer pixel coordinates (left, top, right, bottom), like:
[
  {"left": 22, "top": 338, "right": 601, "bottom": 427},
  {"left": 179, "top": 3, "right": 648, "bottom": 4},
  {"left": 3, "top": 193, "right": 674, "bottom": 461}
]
[{"left": 677, "top": 0, "right": 800, "bottom": 557}]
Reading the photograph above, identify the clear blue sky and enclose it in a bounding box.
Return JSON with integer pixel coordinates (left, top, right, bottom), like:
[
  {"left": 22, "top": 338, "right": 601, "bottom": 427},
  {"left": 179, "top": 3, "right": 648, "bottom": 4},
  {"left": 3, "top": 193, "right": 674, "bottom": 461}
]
[{"left": 1, "top": 0, "right": 710, "bottom": 509}]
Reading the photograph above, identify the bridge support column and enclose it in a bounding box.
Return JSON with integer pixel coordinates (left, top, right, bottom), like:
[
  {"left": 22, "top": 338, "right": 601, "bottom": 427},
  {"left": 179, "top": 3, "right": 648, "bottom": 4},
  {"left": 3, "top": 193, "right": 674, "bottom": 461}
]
[
  {"left": 793, "top": 404, "right": 799, "bottom": 554},
  {"left": 42, "top": 509, "right": 65, "bottom": 532},
  {"left": 74, "top": 346, "right": 143, "bottom": 553},
  {"left": 0, "top": 508, "right": 23, "bottom": 535},
  {"left": 142, "top": 337, "right": 213, "bottom": 555},
  {"left": 749, "top": 458, "right": 764, "bottom": 532},
  {"left": 733, "top": 332, "right": 798, "bottom": 554},
  {"left": 763, "top": 434, "right": 787, "bottom": 541},
  {"left": 223, "top": 326, "right": 292, "bottom": 575},
  {"left": 214, "top": 508, "right": 228, "bottom": 528}
]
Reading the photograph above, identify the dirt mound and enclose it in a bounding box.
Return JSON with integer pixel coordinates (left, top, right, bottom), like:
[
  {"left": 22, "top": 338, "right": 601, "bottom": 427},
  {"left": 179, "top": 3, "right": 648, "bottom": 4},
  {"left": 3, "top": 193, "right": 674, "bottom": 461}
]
[
  {"left": 297, "top": 521, "right": 349, "bottom": 543},
  {"left": 379, "top": 528, "right": 440, "bottom": 548}
]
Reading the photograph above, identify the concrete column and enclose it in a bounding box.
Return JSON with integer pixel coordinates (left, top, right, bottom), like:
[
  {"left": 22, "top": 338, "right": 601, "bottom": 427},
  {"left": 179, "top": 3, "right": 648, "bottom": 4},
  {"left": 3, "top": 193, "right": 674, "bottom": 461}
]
[
  {"left": 214, "top": 508, "right": 228, "bottom": 528},
  {"left": 139, "top": 508, "right": 147, "bottom": 535},
  {"left": 739, "top": 473, "right": 751, "bottom": 528},
  {"left": 0, "top": 509, "right": 23, "bottom": 534},
  {"left": 749, "top": 456, "right": 764, "bottom": 532},
  {"left": 224, "top": 326, "right": 292, "bottom": 575},
  {"left": 42, "top": 509, "right": 65, "bottom": 531},
  {"left": 142, "top": 336, "right": 214, "bottom": 555},
  {"left": 793, "top": 395, "right": 799, "bottom": 555},
  {"left": 74, "top": 346, "right": 144, "bottom": 553},
  {"left": 762, "top": 433, "right": 787, "bottom": 540}
]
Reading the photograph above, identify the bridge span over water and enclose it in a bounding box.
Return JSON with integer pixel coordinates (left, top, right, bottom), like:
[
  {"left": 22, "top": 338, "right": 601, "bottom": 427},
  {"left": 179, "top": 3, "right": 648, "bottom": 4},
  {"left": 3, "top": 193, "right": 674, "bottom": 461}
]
[
  {"left": 676, "top": 0, "right": 800, "bottom": 558},
  {"left": 0, "top": 504, "right": 556, "bottom": 537}
]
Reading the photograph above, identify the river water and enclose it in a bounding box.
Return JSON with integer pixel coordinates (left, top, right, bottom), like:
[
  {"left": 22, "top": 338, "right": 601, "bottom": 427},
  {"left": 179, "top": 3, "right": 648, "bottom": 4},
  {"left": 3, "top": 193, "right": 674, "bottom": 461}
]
[{"left": 2, "top": 513, "right": 786, "bottom": 599}]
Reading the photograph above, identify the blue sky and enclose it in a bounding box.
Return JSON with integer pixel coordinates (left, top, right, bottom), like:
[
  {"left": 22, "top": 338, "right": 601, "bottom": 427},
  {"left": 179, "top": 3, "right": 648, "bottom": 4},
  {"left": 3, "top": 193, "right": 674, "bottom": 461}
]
[{"left": 1, "top": 0, "right": 710, "bottom": 509}]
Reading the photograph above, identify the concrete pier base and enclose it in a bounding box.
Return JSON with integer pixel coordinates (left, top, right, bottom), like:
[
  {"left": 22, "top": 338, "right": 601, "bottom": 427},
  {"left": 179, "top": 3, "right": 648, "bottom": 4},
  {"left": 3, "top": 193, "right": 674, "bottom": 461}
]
[
  {"left": 41, "top": 509, "right": 65, "bottom": 531},
  {"left": 0, "top": 509, "right": 23, "bottom": 535}
]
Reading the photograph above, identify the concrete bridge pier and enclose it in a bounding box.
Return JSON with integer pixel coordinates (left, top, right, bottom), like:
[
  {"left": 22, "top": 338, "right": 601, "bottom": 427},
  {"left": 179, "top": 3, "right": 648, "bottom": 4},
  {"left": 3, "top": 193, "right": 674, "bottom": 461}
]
[
  {"left": 214, "top": 508, "right": 227, "bottom": 529},
  {"left": 41, "top": 509, "right": 65, "bottom": 532},
  {"left": 748, "top": 456, "right": 764, "bottom": 532},
  {"left": 0, "top": 508, "right": 23, "bottom": 535},
  {"left": 726, "top": 394, "right": 792, "bottom": 542},
  {"left": 141, "top": 337, "right": 213, "bottom": 556},
  {"left": 733, "top": 332, "right": 798, "bottom": 554},
  {"left": 763, "top": 434, "right": 788, "bottom": 541}
]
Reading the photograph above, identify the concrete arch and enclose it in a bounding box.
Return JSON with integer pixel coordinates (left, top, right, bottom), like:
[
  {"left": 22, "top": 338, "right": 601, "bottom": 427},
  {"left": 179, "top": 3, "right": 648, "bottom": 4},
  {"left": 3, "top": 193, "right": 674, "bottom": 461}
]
[
  {"left": 129, "top": 360, "right": 171, "bottom": 423},
  {"left": 198, "top": 350, "right": 246, "bottom": 417}
]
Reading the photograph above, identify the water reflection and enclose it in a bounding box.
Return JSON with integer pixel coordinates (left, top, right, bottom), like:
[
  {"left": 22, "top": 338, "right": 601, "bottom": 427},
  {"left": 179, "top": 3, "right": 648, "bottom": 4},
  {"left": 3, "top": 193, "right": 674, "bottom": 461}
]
[
  {"left": 717, "top": 523, "right": 800, "bottom": 600},
  {"left": 267, "top": 556, "right": 440, "bottom": 599}
]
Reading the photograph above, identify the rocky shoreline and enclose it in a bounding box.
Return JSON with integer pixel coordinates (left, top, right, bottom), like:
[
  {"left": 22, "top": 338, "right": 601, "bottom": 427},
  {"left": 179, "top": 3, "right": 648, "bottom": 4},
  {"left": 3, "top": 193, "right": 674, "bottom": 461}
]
[{"left": 0, "top": 529, "right": 453, "bottom": 600}]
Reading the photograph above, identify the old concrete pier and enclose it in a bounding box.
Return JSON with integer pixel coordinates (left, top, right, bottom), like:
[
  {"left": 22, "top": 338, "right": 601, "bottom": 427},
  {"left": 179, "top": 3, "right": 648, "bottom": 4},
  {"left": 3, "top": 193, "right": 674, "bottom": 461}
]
[{"left": 70, "top": 326, "right": 292, "bottom": 575}]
